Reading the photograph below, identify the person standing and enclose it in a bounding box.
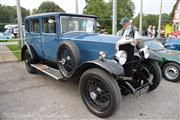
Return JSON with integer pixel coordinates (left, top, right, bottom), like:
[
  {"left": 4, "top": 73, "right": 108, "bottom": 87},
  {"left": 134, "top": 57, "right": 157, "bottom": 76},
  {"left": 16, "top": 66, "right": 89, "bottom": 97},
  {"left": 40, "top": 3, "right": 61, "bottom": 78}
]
[
  {"left": 147, "top": 25, "right": 153, "bottom": 38},
  {"left": 116, "top": 17, "right": 140, "bottom": 39},
  {"left": 152, "top": 25, "right": 157, "bottom": 38}
]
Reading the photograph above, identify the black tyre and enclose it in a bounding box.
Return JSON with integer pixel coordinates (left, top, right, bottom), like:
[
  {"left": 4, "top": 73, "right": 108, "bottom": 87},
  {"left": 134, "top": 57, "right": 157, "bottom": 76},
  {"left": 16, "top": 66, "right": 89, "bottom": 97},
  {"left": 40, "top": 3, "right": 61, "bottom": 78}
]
[
  {"left": 162, "top": 62, "right": 180, "bottom": 82},
  {"left": 24, "top": 49, "right": 36, "bottom": 74},
  {"left": 57, "top": 41, "right": 80, "bottom": 78},
  {"left": 133, "top": 60, "right": 161, "bottom": 92},
  {"left": 80, "top": 68, "right": 121, "bottom": 118}
]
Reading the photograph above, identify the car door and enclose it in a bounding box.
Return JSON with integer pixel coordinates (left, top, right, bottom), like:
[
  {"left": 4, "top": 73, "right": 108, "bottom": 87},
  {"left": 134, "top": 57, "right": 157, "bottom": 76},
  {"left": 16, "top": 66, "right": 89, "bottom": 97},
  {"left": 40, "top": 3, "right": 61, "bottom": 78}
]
[
  {"left": 42, "top": 16, "right": 59, "bottom": 62},
  {"left": 30, "top": 18, "right": 43, "bottom": 58}
]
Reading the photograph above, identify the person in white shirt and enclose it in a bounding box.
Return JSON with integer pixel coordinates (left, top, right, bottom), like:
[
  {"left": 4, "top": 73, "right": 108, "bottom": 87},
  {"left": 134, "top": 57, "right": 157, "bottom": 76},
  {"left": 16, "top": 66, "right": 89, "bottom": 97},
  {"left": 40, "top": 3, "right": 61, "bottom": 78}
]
[
  {"left": 116, "top": 17, "right": 140, "bottom": 39},
  {"left": 147, "top": 25, "right": 152, "bottom": 38}
]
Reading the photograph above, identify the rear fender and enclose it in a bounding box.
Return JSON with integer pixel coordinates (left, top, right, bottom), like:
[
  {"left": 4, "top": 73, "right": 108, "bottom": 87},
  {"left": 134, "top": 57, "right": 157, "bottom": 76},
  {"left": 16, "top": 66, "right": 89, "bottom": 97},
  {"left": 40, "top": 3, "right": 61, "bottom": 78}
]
[{"left": 21, "top": 43, "right": 38, "bottom": 61}]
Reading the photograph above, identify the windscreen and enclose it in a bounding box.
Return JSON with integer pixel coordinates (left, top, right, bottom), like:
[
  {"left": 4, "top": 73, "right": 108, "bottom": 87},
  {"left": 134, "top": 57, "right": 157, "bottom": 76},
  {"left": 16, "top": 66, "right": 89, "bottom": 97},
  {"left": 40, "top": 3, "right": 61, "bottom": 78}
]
[{"left": 60, "top": 16, "right": 96, "bottom": 34}]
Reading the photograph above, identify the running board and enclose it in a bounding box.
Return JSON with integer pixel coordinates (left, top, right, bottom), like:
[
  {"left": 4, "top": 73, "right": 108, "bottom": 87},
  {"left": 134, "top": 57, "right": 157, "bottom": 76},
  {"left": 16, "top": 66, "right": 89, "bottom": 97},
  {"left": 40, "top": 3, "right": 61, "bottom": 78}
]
[{"left": 31, "top": 64, "right": 63, "bottom": 80}]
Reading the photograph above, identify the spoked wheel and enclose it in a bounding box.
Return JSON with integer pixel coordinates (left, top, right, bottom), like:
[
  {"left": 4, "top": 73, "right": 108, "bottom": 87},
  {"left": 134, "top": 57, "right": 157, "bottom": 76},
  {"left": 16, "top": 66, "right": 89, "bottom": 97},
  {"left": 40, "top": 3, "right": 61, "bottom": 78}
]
[
  {"left": 133, "top": 60, "right": 161, "bottom": 92},
  {"left": 58, "top": 41, "right": 80, "bottom": 79},
  {"left": 162, "top": 62, "right": 180, "bottom": 82},
  {"left": 80, "top": 68, "right": 121, "bottom": 118},
  {"left": 59, "top": 46, "right": 75, "bottom": 76},
  {"left": 24, "top": 49, "right": 36, "bottom": 74}
]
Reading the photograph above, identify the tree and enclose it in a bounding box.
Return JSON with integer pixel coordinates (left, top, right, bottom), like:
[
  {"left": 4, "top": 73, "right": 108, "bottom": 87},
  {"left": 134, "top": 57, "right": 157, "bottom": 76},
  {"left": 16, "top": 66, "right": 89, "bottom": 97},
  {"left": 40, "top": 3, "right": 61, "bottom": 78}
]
[
  {"left": 33, "top": 1, "right": 65, "bottom": 14},
  {"left": 83, "top": 0, "right": 135, "bottom": 33},
  {"left": 0, "top": 4, "right": 30, "bottom": 32},
  {"left": 132, "top": 13, "right": 171, "bottom": 34}
]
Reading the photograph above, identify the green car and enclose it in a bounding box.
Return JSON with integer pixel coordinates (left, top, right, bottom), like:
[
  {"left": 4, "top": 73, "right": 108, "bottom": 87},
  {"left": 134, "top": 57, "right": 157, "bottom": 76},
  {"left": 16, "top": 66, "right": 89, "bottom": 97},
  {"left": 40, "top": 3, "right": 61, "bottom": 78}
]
[{"left": 144, "top": 40, "right": 180, "bottom": 82}]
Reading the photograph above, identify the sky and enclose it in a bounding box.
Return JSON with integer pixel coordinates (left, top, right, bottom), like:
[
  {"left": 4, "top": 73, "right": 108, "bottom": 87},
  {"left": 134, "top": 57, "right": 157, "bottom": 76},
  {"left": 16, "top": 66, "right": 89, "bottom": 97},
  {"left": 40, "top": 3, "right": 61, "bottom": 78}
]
[{"left": 0, "top": 0, "right": 177, "bottom": 17}]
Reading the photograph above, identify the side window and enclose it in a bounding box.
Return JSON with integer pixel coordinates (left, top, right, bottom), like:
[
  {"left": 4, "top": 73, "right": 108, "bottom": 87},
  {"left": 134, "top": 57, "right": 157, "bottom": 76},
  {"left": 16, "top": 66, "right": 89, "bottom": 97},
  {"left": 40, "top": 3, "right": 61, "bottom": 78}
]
[
  {"left": 31, "top": 19, "right": 40, "bottom": 33},
  {"left": 43, "top": 16, "right": 56, "bottom": 33},
  {"left": 25, "top": 20, "right": 30, "bottom": 32}
]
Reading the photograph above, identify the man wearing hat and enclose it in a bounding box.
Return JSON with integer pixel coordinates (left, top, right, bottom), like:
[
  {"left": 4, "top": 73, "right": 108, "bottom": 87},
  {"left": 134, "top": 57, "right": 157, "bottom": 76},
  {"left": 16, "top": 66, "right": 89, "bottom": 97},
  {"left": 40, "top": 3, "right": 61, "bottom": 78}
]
[{"left": 117, "top": 17, "right": 140, "bottom": 40}]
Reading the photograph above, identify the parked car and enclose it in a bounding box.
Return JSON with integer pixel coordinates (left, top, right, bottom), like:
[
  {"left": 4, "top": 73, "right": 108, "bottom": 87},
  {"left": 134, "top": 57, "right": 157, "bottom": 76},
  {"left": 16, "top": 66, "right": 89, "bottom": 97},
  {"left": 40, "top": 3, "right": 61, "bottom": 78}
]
[
  {"left": 143, "top": 39, "right": 180, "bottom": 82},
  {"left": 0, "top": 32, "right": 13, "bottom": 40},
  {"left": 22, "top": 12, "right": 161, "bottom": 118},
  {"left": 164, "top": 37, "right": 180, "bottom": 51},
  {"left": 0, "top": 28, "right": 14, "bottom": 40}
]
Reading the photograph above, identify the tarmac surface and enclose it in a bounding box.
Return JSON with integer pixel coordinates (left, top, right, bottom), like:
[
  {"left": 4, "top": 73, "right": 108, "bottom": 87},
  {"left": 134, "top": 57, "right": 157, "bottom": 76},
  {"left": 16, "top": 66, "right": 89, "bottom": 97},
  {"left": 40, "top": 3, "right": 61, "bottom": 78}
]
[{"left": 0, "top": 61, "right": 180, "bottom": 120}]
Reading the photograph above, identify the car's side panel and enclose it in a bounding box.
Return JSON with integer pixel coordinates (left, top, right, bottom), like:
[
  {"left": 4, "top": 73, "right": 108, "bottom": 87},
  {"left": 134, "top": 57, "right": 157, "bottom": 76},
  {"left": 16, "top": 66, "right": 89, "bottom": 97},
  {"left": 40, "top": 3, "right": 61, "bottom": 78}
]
[
  {"left": 42, "top": 15, "right": 60, "bottom": 61},
  {"left": 75, "top": 40, "right": 116, "bottom": 62},
  {"left": 29, "top": 17, "right": 43, "bottom": 58}
]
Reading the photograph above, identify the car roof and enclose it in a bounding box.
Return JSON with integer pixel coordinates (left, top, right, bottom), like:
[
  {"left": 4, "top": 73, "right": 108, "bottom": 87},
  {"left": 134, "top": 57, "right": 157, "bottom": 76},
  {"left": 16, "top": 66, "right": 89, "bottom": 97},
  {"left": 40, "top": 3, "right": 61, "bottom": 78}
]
[{"left": 25, "top": 12, "right": 97, "bottom": 19}]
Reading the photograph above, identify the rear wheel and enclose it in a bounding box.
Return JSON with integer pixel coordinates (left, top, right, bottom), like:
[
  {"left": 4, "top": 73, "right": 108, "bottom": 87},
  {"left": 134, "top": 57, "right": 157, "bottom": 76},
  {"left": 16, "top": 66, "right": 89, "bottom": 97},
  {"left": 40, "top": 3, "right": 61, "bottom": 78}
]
[
  {"left": 24, "top": 49, "right": 36, "bottom": 74},
  {"left": 162, "top": 62, "right": 180, "bottom": 82},
  {"left": 79, "top": 68, "right": 121, "bottom": 118},
  {"left": 133, "top": 60, "right": 161, "bottom": 92}
]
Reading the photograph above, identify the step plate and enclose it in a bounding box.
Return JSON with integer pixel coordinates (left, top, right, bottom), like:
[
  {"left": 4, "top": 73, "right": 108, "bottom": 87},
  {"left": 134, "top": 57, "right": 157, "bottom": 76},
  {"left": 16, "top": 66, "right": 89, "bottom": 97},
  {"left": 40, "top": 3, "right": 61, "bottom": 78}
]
[{"left": 31, "top": 64, "right": 63, "bottom": 80}]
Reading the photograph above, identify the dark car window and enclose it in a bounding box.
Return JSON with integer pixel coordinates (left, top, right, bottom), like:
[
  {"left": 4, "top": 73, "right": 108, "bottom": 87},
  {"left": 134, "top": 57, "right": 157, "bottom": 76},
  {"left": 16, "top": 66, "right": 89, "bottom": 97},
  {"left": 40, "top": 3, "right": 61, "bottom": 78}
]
[
  {"left": 144, "top": 40, "right": 164, "bottom": 50},
  {"left": 31, "top": 19, "right": 40, "bottom": 33},
  {"left": 43, "top": 16, "right": 56, "bottom": 33},
  {"left": 25, "top": 20, "right": 30, "bottom": 32}
]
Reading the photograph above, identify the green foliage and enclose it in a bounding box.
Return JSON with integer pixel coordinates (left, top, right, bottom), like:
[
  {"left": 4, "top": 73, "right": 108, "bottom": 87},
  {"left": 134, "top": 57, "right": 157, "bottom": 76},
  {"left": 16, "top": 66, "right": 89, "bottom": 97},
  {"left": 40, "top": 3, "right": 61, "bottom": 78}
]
[
  {"left": 0, "top": 4, "right": 30, "bottom": 32},
  {"left": 132, "top": 13, "right": 171, "bottom": 34},
  {"left": 84, "top": 0, "right": 135, "bottom": 33},
  {"left": 84, "top": 0, "right": 110, "bottom": 19},
  {"left": 6, "top": 44, "right": 21, "bottom": 61},
  {"left": 33, "top": 1, "right": 65, "bottom": 14}
]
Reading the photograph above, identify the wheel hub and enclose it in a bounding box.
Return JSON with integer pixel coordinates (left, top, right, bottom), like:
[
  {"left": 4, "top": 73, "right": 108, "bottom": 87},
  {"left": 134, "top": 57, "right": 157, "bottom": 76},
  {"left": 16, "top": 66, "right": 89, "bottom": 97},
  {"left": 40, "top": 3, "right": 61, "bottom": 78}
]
[
  {"left": 59, "top": 59, "right": 66, "bottom": 65},
  {"left": 165, "top": 66, "right": 178, "bottom": 79},
  {"left": 90, "top": 92, "right": 97, "bottom": 100}
]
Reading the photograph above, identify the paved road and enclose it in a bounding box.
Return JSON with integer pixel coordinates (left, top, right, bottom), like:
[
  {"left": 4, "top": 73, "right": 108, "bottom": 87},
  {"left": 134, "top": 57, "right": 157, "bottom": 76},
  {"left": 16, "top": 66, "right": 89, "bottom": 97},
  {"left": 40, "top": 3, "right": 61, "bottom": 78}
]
[{"left": 0, "top": 62, "right": 180, "bottom": 120}]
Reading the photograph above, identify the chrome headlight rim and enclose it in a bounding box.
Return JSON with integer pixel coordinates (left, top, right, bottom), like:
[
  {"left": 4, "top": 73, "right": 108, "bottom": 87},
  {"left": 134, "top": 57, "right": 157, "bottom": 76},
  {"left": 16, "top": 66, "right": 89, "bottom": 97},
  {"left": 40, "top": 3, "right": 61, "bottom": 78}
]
[{"left": 115, "top": 50, "right": 127, "bottom": 65}]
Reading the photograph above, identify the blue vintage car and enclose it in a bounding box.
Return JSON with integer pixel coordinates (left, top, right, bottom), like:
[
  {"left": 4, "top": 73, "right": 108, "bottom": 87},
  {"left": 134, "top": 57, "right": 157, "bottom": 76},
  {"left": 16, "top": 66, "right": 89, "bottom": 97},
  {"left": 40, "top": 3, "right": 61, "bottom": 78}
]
[
  {"left": 22, "top": 12, "right": 161, "bottom": 118},
  {"left": 164, "top": 37, "right": 180, "bottom": 51}
]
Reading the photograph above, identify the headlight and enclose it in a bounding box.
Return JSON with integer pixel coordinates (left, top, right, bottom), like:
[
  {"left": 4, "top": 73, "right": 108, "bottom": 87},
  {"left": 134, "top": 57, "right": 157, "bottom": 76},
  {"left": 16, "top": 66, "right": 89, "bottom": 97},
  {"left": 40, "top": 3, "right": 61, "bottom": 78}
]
[
  {"left": 139, "top": 45, "right": 149, "bottom": 59},
  {"left": 99, "top": 51, "right": 106, "bottom": 61},
  {"left": 115, "top": 50, "right": 127, "bottom": 65}
]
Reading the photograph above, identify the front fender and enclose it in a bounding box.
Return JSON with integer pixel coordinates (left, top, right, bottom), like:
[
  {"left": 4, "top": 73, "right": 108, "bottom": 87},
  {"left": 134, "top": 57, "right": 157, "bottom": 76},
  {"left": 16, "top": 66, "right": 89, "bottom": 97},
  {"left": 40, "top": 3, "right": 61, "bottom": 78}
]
[
  {"left": 71, "top": 59, "right": 125, "bottom": 81},
  {"left": 148, "top": 50, "right": 162, "bottom": 61}
]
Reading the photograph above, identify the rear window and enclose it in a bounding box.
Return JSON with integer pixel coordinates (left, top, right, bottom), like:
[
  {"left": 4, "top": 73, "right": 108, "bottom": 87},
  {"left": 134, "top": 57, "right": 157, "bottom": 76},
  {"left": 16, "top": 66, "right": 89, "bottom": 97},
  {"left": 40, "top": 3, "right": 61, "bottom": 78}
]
[{"left": 31, "top": 19, "right": 40, "bottom": 33}]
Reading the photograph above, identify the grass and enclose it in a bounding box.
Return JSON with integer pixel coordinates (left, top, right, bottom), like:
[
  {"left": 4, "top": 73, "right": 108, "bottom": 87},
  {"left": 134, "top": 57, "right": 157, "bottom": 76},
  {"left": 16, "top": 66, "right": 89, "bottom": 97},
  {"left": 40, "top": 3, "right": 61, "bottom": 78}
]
[
  {"left": 0, "top": 39, "right": 18, "bottom": 42},
  {"left": 6, "top": 45, "right": 21, "bottom": 61}
]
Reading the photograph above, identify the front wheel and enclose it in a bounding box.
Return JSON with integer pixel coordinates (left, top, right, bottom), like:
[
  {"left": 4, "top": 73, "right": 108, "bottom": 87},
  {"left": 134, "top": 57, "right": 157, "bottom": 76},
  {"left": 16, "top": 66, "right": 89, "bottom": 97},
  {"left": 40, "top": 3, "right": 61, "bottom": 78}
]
[
  {"left": 162, "top": 62, "right": 180, "bottom": 82},
  {"left": 79, "top": 68, "right": 121, "bottom": 118},
  {"left": 133, "top": 60, "right": 162, "bottom": 92}
]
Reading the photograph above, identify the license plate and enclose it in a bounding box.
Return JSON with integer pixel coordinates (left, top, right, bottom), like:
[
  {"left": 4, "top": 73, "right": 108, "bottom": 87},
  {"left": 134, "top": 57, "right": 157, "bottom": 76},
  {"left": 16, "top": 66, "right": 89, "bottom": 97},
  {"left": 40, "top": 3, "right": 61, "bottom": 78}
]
[{"left": 134, "top": 85, "right": 149, "bottom": 98}]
